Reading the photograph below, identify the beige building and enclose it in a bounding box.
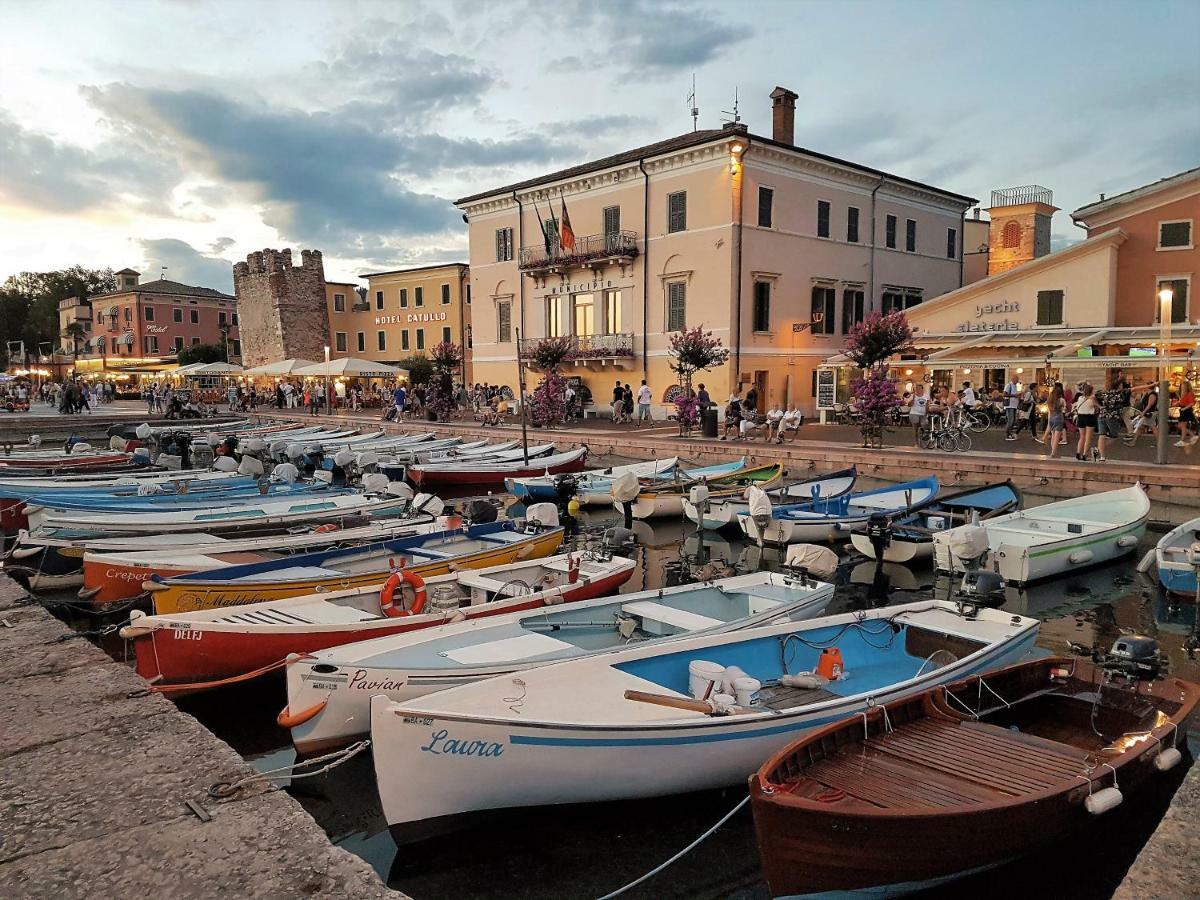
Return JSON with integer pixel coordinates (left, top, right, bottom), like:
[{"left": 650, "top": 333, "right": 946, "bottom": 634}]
[
  {"left": 326, "top": 263, "right": 471, "bottom": 376},
  {"left": 456, "top": 87, "right": 975, "bottom": 415}
]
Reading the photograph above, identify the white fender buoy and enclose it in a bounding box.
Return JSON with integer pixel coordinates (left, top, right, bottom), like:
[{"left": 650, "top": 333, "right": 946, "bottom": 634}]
[
  {"left": 1069, "top": 550, "right": 1094, "bottom": 565},
  {"left": 1084, "top": 786, "right": 1123, "bottom": 815},
  {"left": 1116, "top": 535, "right": 1139, "bottom": 548},
  {"left": 1155, "top": 747, "right": 1182, "bottom": 772},
  {"left": 212, "top": 456, "right": 238, "bottom": 472}
]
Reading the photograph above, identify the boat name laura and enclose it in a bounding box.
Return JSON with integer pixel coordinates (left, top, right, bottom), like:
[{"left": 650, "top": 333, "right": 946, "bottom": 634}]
[{"left": 419, "top": 728, "right": 505, "bottom": 758}]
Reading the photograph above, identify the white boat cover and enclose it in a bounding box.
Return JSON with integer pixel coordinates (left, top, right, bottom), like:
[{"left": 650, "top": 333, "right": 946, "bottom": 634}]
[
  {"left": 747, "top": 486, "right": 773, "bottom": 519},
  {"left": 784, "top": 543, "right": 839, "bottom": 579},
  {"left": 947, "top": 524, "right": 990, "bottom": 561},
  {"left": 611, "top": 471, "right": 641, "bottom": 503}
]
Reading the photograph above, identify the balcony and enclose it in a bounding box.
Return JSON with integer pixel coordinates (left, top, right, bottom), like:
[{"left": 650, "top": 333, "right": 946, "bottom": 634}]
[
  {"left": 518, "top": 333, "right": 636, "bottom": 369},
  {"left": 518, "top": 231, "right": 639, "bottom": 275}
]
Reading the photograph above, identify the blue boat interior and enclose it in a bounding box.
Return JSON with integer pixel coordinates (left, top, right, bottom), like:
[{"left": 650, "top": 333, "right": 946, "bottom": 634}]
[{"left": 775, "top": 476, "right": 938, "bottom": 520}]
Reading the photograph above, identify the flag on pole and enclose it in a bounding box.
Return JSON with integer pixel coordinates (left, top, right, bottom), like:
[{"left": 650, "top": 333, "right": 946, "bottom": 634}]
[
  {"left": 534, "top": 200, "right": 551, "bottom": 256},
  {"left": 559, "top": 192, "right": 576, "bottom": 253}
]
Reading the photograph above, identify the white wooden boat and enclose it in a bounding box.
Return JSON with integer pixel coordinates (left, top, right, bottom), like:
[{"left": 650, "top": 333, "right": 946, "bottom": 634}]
[
  {"left": 371, "top": 602, "right": 1039, "bottom": 843},
  {"left": 682, "top": 467, "right": 857, "bottom": 531},
  {"left": 284, "top": 570, "right": 834, "bottom": 754},
  {"left": 933, "top": 484, "right": 1150, "bottom": 584},
  {"left": 1154, "top": 516, "right": 1200, "bottom": 598},
  {"left": 507, "top": 457, "right": 681, "bottom": 506},
  {"left": 620, "top": 461, "right": 780, "bottom": 520}
]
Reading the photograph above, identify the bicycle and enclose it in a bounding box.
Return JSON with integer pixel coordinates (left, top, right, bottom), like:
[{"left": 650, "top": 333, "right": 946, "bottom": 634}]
[
  {"left": 960, "top": 406, "right": 991, "bottom": 434},
  {"left": 919, "top": 414, "right": 972, "bottom": 452}
]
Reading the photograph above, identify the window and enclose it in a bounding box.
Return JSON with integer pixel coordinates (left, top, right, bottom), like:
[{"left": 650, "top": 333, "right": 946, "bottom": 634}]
[
  {"left": 886, "top": 214, "right": 897, "bottom": 249},
  {"left": 375, "top": 290, "right": 384, "bottom": 311},
  {"left": 402, "top": 330, "right": 410, "bottom": 351},
  {"left": 189, "top": 309, "right": 199, "bottom": 324},
  {"left": 842, "top": 289, "right": 865, "bottom": 334},
  {"left": 546, "top": 296, "right": 565, "bottom": 336},
  {"left": 572, "top": 293, "right": 595, "bottom": 337},
  {"left": 817, "top": 200, "right": 830, "bottom": 238},
  {"left": 847, "top": 206, "right": 859, "bottom": 243},
  {"left": 124, "top": 307, "right": 131, "bottom": 321},
  {"left": 946, "top": 227, "right": 957, "bottom": 259},
  {"left": 334, "top": 293, "right": 345, "bottom": 312},
  {"left": 377, "top": 330, "right": 386, "bottom": 351},
  {"left": 399, "top": 288, "right": 408, "bottom": 308},
  {"left": 218, "top": 311, "right": 227, "bottom": 326},
  {"left": 416, "top": 329, "right": 425, "bottom": 350},
  {"left": 144, "top": 306, "right": 155, "bottom": 322},
  {"left": 1036, "top": 290, "right": 1064, "bottom": 326},
  {"left": 172, "top": 308, "right": 182, "bottom": 323},
  {"left": 441, "top": 283, "right": 451, "bottom": 305},
  {"left": 231, "top": 340, "right": 241, "bottom": 357},
  {"left": 1159, "top": 221, "right": 1192, "bottom": 249},
  {"left": 143, "top": 335, "right": 158, "bottom": 354},
  {"left": 173, "top": 336, "right": 183, "bottom": 352},
  {"left": 191, "top": 336, "right": 201, "bottom": 346},
  {"left": 335, "top": 332, "right": 347, "bottom": 352},
  {"left": 1158, "top": 278, "right": 1189, "bottom": 324},
  {"left": 1001, "top": 221, "right": 1021, "bottom": 249},
  {"left": 603, "top": 206, "right": 621, "bottom": 248},
  {"left": 495, "top": 227, "right": 514, "bottom": 261},
  {"left": 232, "top": 312, "right": 238, "bottom": 325},
  {"left": 758, "top": 187, "right": 774, "bottom": 228},
  {"left": 752, "top": 281, "right": 771, "bottom": 332},
  {"left": 604, "top": 289, "right": 622, "bottom": 334},
  {"left": 667, "top": 282, "right": 686, "bottom": 331},
  {"left": 442, "top": 326, "right": 452, "bottom": 344},
  {"left": 667, "top": 191, "right": 687, "bottom": 233},
  {"left": 811, "top": 286, "right": 835, "bottom": 334},
  {"left": 356, "top": 332, "right": 365, "bottom": 352},
  {"left": 881, "top": 290, "right": 923, "bottom": 313},
  {"left": 465, "top": 284, "right": 471, "bottom": 304},
  {"left": 905, "top": 219, "right": 917, "bottom": 252},
  {"left": 497, "top": 300, "right": 512, "bottom": 343},
  {"left": 414, "top": 287, "right": 424, "bottom": 307}
]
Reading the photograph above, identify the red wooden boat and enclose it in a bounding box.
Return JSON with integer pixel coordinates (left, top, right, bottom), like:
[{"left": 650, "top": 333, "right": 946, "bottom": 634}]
[
  {"left": 750, "top": 651, "right": 1199, "bottom": 898},
  {"left": 408, "top": 446, "right": 589, "bottom": 490},
  {"left": 0, "top": 453, "right": 131, "bottom": 471},
  {"left": 119, "top": 552, "right": 634, "bottom": 691}
]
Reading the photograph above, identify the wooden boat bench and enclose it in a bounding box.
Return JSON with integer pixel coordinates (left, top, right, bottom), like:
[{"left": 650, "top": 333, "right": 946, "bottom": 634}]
[{"left": 620, "top": 601, "right": 722, "bottom": 633}]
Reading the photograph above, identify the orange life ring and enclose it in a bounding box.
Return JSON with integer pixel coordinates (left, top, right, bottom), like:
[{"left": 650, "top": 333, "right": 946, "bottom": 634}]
[
  {"left": 314, "top": 523, "right": 339, "bottom": 533},
  {"left": 380, "top": 568, "right": 426, "bottom": 617}
]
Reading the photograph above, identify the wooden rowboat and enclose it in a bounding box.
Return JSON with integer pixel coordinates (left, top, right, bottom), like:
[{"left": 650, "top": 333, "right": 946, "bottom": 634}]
[
  {"left": 409, "top": 447, "right": 589, "bottom": 490},
  {"left": 750, "top": 655, "right": 1199, "bottom": 898},
  {"left": 621, "top": 461, "right": 784, "bottom": 520}
]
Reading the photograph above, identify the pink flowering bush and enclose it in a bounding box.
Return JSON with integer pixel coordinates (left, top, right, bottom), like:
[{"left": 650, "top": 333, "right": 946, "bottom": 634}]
[
  {"left": 530, "top": 370, "right": 568, "bottom": 427},
  {"left": 674, "top": 394, "right": 700, "bottom": 428},
  {"left": 844, "top": 311, "right": 913, "bottom": 368},
  {"left": 523, "top": 336, "right": 575, "bottom": 371},
  {"left": 668, "top": 327, "right": 729, "bottom": 434}
]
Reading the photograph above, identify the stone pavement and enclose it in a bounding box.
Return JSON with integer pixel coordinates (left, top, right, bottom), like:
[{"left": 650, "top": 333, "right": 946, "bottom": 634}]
[
  {"left": 0, "top": 575, "right": 399, "bottom": 900},
  {"left": 1113, "top": 760, "right": 1200, "bottom": 900}
]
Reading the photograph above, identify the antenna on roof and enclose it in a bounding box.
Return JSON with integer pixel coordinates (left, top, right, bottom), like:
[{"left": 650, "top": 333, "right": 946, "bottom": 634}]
[
  {"left": 687, "top": 74, "right": 699, "bottom": 132},
  {"left": 160, "top": 265, "right": 168, "bottom": 280},
  {"left": 720, "top": 87, "right": 740, "bottom": 126}
]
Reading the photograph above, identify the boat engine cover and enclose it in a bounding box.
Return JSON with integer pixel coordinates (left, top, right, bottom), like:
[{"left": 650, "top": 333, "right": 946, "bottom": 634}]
[
  {"left": 386, "top": 482, "right": 415, "bottom": 500},
  {"left": 212, "top": 456, "right": 238, "bottom": 472},
  {"left": 360, "top": 473, "right": 389, "bottom": 493},
  {"left": 465, "top": 499, "right": 498, "bottom": 524},
  {"left": 948, "top": 524, "right": 990, "bottom": 561},
  {"left": 525, "top": 502, "right": 560, "bottom": 528},
  {"left": 238, "top": 455, "right": 265, "bottom": 476},
  {"left": 611, "top": 471, "right": 641, "bottom": 504},
  {"left": 333, "top": 450, "right": 355, "bottom": 468},
  {"left": 271, "top": 462, "right": 299, "bottom": 484},
  {"left": 412, "top": 493, "right": 445, "bottom": 516},
  {"left": 784, "top": 544, "right": 839, "bottom": 580}
]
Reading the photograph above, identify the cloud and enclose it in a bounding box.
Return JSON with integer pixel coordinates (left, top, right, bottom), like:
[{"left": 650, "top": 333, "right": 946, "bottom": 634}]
[
  {"left": 209, "top": 236, "right": 235, "bottom": 254},
  {"left": 139, "top": 238, "right": 235, "bottom": 293}
]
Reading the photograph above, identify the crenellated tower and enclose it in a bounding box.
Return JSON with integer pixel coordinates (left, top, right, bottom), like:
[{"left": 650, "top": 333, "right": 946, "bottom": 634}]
[{"left": 233, "top": 248, "right": 327, "bottom": 366}]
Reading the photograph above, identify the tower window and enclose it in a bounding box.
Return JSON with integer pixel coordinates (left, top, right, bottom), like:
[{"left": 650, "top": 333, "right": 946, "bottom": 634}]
[{"left": 1001, "top": 221, "right": 1021, "bottom": 249}]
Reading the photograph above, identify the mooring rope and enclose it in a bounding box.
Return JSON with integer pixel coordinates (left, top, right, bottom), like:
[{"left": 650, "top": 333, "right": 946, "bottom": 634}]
[{"left": 208, "top": 739, "right": 372, "bottom": 799}]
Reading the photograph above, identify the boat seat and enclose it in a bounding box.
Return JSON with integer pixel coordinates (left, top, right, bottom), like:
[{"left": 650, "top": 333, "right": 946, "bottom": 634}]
[
  {"left": 620, "top": 601, "right": 721, "bottom": 632},
  {"left": 215, "top": 603, "right": 376, "bottom": 626}
]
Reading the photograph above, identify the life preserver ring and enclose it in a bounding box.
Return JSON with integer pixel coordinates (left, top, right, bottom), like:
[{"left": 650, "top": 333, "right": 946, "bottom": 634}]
[
  {"left": 380, "top": 568, "right": 426, "bottom": 617},
  {"left": 314, "top": 523, "right": 339, "bottom": 533}
]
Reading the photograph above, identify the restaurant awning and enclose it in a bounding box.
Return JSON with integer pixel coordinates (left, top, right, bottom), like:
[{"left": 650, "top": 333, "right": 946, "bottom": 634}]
[
  {"left": 88, "top": 335, "right": 105, "bottom": 348},
  {"left": 293, "top": 357, "right": 408, "bottom": 378},
  {"left": 242, "top": 358, "right": 319, "bottom": 376},
  {"left": 116, "top": 332, "right": 135, "bottom": 346}
]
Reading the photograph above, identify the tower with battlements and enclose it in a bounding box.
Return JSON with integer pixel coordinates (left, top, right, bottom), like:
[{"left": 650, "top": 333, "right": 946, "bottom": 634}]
[{"left": 233, "top": 248, "right": 328, "bottom": 367}]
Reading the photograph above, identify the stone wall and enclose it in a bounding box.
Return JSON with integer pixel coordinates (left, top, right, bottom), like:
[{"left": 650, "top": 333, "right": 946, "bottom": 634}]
[{"left": 233, "top": 248, "right": 328, "bottom": 367}]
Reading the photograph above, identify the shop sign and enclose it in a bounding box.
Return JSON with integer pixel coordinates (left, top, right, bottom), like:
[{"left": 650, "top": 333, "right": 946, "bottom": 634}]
[
  {"left": 816, "top": 369, "right": 837, "bottom": 409},
  {"left": 374, "top": 313, "right": 449, "bottom": 325},
  {"left": 145, "top": 325, "right": 169, "bottom": 334},
  {"left": 956, "top": 301, "right": 1021, "bottom": 333}
]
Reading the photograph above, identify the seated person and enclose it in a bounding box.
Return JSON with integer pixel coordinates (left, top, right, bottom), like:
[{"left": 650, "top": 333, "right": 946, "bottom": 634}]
[
  {"left": 776, "top": 408, "right": 804, "bottom": 442},
  {"left": 719, "top": 398, "right": 743, "bottom": 440},
  {"left": 765, "top": 406, "right": 785, "bottom": 439},
  {"left": 737, "top": 414, "right": 770, "bottom": 441}
]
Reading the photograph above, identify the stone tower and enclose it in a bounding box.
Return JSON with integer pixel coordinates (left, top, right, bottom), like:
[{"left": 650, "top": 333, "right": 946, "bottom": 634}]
[
  {"left": 232, "top": 248, "right": 328, "bottom": 367},
  {"left": 985, "top": 186, "right": 1058, "bottom": 277}
]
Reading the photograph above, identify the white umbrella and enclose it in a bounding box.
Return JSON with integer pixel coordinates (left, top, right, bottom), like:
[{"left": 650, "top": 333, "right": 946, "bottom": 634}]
[
  {"left": 171, "top": 362, "right": 209, "bottom": 376},
  {"left": 192, "top": 362, "right": 245, "bottom": 375},
  {"left": 242, "top": 358, "right": 320, "bottom": 376},
  {"left": 293, "top": 357, "right": 408, "bottom": 378}
]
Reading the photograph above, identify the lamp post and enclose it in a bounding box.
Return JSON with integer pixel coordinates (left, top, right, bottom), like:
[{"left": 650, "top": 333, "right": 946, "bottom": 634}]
[
  {"left": 324, "top": 344, "right": 332, "bottom": 415},
  {"left": 1156, "top": 287, "right": 1174, "bottom": 465}
]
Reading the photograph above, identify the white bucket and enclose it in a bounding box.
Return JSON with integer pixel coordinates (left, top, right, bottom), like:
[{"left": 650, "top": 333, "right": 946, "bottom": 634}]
[
  {"left": 688, "top": 660, "right": 725, "bottom": 701},
  {"left": 926, "top": 515, "right": 946, "bottom": 531},
  {"left": 720, "top": 665, "right": 749, "bottom": 694},
  {"left": 732, "top": 676, "right": 761, "bottom": 707}
]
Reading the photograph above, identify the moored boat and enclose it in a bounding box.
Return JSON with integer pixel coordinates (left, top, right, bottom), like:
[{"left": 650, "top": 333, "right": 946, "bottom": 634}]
[
  {"left": 506, "top": 456, "right": 681, "bottom": 505},
  {"left": 683, "top": 467, "right": 858, "bottom": 531},
  {"left": 285, "top": 569, "right": 835, "bottom": 754},
  {"left": 750, "top": 653, "right": 1198, "bottom": 899},
  {"left": 621, "top": 461, "right": 784, "bottom": 520},
  {"left": 409, "top": 447, "right": 589, "bottom": 490},
  {"left": 1152, "top": 516, "right": 1200, "bottom": 598},
  {"left": 370, "top": 601, "right": 1039, "bottom": 843}
]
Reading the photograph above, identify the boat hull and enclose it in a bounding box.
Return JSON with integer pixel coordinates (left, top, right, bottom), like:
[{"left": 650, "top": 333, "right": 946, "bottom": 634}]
[
  {"left": 412, "top": 453, "right": 588, "bottom": 490},
  {"left": 848, "top": 531, "right": 930, "bottom": 564}
]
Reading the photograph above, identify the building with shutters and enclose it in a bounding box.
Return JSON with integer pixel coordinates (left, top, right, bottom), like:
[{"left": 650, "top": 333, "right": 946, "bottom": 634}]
[
  {"left": 819, "top": 167, "right": 1200, "bottom": 405},
  {"left": 456, "top": 86, "right": 976, "bottom": 415}
]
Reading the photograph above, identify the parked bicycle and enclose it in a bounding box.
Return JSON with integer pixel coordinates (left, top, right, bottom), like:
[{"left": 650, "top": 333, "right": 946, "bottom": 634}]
[{"left": 918, "top": 413, "right": 972, "bottom": 452}]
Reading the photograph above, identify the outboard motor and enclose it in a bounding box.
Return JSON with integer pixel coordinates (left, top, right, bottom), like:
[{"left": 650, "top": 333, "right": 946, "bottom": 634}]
[
  {"left": 385, "top": 481, "right": 415, "bottom": 501},
  {"left": 958, "top": 569, "right": 1006, "bottom": 606},
  {"left": 524, "top": 502, "right": 560, "bottom": 532},
  {"left": 865, "top": 513, "right": 891, "bottom": 562},
  {"left": 552, "top": 473, "right": 580, "bottom": 536},
  {"left": 464, "top": 498, "right": 499, "bottom": 524},
  {"left": 947, "top": 522, "right": 990, "bottom": 573},
  {"left": 784, "top": 543, "right": 839, "bottom": 582},
  {"left": 611, "top": 471, "right": 640, "bottom": 529},
  {"left": 271, "top": 462, "right": 299, "bottom": 484},
  {"left": 412, "top": 492, "right": 445, "bottom": 518},
  {"left": 360, "top": 472, "right": 389, "bottom": 494},
  {"left": 212, "top": 456, "right": 238, "bottom": 472},
  {"left": 747, "top": 486, "right": 773, "bottom": 543},
  {"left": 333, "top": 449, "right": 357, "bottom": 482},
  {"left": 312, "top": 470, "right": 334, "bottom": 486},
  {"left": 1100, "top": 635, "right": 1165, "bottom": 681}
]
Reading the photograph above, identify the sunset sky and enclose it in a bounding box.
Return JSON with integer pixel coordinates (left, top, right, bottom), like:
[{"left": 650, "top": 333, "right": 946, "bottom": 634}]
[{"left": 2, "top": 0, "right": 1197, "bottom": 291}]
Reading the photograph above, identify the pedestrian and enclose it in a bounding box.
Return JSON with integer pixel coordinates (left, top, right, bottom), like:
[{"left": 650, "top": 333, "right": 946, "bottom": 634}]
[
  {"left": 636, "top": 379, "right": 653, "bottom": 427},
  {"left": 621, "top": 383, "right": 634, "bottom": 424},
  {"left": 1072, "top": 382, "right": 1098, "bottom": 460},
  {"left": 696, "top": 383, "right": 710, "bottom": 410},
  {"left": 1123, "top": 385, "right": 1159, "bottom": 447},
  {"left": 392, "top": 382, "right": 406, "bottom": 421},
  {"left": 1003, "top": 374, "right": 1020, "bottom": 440},
  {"left": 719, "top": 389, "right": 743, "bottom": 440},
  {"left": 1046, "top": 385, "right": 1066, "bottom": 458},
  {"left": 1176, "top": 381, "right": 1197, "bottom": 446},
  {"left": 1095, "top": 378, "right": 1129, "bottom": 462},
  {"left": 744, "top": 383, "right": 758, "bottom": 416},
  {"left": 611, "top": 379, "right": 624, "bottom": 423},
  {"left": 909, "top": 383, "right": 929, "bottom": 446}
]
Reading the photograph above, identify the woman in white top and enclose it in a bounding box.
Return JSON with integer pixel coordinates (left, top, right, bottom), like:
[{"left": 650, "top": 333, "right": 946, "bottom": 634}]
[
  {"left": 1072, "top": 382, "right": 1099, "bottom": 461},
  {"left": 908, "top": 384, "right": 930, "bottom": 446},
  {"left": 775, "top": 409, "right": 802, "bottom": 443},
  {"left": 765, "top": 407, "right": 784, "bottom": 439}
]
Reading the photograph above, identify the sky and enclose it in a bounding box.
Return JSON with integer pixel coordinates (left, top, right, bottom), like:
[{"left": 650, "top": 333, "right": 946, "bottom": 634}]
[{"left": 1, "top": 0, "right": 1197, "bottom": 293}]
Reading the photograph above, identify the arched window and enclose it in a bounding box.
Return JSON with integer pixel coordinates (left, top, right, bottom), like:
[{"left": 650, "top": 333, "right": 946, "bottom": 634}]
[{"left": 1001, "top": 221, "right": 1021, "bottom": 249}]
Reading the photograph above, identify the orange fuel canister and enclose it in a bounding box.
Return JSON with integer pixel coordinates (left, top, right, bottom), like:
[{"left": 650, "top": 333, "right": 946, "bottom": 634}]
[{"left": 816, "top": 647, "right": 844, "bottom": 681}]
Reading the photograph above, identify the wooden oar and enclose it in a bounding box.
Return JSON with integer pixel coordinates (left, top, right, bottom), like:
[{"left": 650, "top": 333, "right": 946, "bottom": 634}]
[{"left": 623, "top": 689, "right": 716, "bottom": 714}]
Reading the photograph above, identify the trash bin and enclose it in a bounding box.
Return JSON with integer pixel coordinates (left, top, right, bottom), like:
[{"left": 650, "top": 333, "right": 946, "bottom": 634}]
[{"left": 701, "top": 406, "right": 718, "bottom": 438}]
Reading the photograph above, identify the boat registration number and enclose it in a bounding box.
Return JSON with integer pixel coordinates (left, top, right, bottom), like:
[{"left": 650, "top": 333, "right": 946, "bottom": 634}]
[{"left": 173, "top": 629, "right": 203, "bottom": 641}]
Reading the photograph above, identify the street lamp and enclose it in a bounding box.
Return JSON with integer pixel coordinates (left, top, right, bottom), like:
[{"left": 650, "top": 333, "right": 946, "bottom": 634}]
[
  {"left": 324, "top": 344, "right": 332, "bottom": 415},
  {"left": 1156, "top": 287, "right": 1173, "bottom": 465}
]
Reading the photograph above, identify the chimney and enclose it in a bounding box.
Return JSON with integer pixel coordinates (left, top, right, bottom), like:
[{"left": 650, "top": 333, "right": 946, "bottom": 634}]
[{"left": 770, "top": 86, "right": 798, "bottom": 145}]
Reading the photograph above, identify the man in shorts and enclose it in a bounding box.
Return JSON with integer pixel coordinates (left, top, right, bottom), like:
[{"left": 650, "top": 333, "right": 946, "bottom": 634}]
[
  {"left": 636, "top": 380, "right": 653, "bottom": 426},
  {"left": 908, "top": 383, "right": 929, "bottom": 446},
  {"left": 1095, "top": 379, "right": 1129, "bottom": 461}
]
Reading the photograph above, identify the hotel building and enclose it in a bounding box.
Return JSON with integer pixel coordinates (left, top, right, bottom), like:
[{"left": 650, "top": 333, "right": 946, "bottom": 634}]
[{"left": 456, "top": 87, "right": 975, "bottom": 413}]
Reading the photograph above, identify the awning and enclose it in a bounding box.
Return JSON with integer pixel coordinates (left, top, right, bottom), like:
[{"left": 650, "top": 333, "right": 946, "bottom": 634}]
[
  {"left": 88, "top": 335, "right": 105, "bottom": 348},
  {"left": 103, "top": 305, "right": 119, "bottom": 316},
  {"left": 116, "top": 332, "right": 135, "bottom": 346}
]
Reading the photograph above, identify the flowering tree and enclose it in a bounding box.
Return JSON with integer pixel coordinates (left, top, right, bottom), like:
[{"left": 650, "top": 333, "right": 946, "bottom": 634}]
[
  {"left": 668, "top": 327, "right": 730, "bottom": 435},
  {"left": 525, "top": 337, "right": 574, "bottom": 427},
  {"left": 844, "top": 312, "right": 912, "bottom": 447},
  {"left": 524, "top": 336, "right": 575, "bottom": 371},
  {"left": 424, "top": 341, "right": 463, "bottom": 421}
]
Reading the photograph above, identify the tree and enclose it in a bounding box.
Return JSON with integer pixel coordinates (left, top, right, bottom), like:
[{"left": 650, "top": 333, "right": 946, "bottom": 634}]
[
  {"left": 176, "top": 342, "right": 227, "bottom": 365},
  {"left": 395, "top": 355, "right": 434, "bottom": 386},
  {"left": 424, "top": 341, "right": 464, "bottom": 421},
  {"left": 1, "top": 265, "right": 117, "bottom": 367},
  {"left": 667, "top": 326, "right": 730, "bottom": 433},
  {"left": 525, "top": 337, "right": 574, "bottom": 428},
  {"left": 844, "top": 311, "right": 913, "bottom": 448},
  {"left": 62, "top": 322, "right": 88, "bottom": 363}
]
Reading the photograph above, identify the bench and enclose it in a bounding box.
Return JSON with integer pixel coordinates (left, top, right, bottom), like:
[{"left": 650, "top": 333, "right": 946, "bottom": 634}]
[{"left": 621, "top": 600, "right": 722, "bottom": 635}]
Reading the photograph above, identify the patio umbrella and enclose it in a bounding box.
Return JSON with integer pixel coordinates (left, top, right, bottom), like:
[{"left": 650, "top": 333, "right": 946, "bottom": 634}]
[
  {"left": 192, "top": 362, "right": 245, "bottom": 375},
  {"left": 242, "top": 358, "right": 320, "bottom": 376},
  {"left": 293, "top": 358, "right": 408, "bottom": 378}
]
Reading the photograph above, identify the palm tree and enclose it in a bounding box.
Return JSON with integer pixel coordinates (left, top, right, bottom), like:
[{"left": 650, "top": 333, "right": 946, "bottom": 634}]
[{"left": 63, "top": 322, "right": 87, "bottom": 373}]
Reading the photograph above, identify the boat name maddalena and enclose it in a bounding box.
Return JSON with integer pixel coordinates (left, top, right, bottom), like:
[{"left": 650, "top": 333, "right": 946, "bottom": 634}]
[{"left": 419, "top": 729, "right": 504, "bottom": 758}]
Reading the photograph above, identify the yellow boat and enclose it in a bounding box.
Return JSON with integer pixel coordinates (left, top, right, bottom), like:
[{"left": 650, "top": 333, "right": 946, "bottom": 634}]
[{"left": 144, "top": 523, "right": 565, "bottom": 614}]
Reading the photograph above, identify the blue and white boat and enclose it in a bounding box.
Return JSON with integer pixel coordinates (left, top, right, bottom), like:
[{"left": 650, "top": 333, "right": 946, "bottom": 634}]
[
  {"left": 1152, "top": 517, "right": 1200, "bottom": 598},
  {"left": 741, "top": 475, "right": 939, "bottom": 545},
  {"left": 682, "top": 467, "right": 858, "bottom": 531},
  {"left": 285, "top": 568, "right": 834, "bottom": 754},
  {"left": 506, "top": 457, "right": 681, "bottom": 505},
  {"left": 19, "top": 479, "right": 339, "bottom": 512},
  {"left": 849, "top": 480, "right": 1022, "bottom": 563},
  {"left": 371, "top": 600, "right": 1039, "bottom": 842}
]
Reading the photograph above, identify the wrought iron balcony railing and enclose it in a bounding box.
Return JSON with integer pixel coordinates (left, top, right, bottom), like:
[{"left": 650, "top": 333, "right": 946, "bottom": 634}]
[
  {"left": 518, "top": 230, "right": 639, "bottom": 271},
  {"left": 518, "top": 332, "right": 635, "bottom": 363}
]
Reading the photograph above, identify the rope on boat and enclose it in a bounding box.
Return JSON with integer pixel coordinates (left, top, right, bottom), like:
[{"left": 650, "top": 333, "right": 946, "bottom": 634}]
[
  {"left": 596, "top": 794, "right": 751, "bottom": 900},
  {"left": 53, "top": 623, "right": 122, "bottom": 642},
  {"left": 147, "top": 651, "right": 315, "bottom": 694},
  {"left": 208, "top": 739, "right": 372, "bottom": 799}
]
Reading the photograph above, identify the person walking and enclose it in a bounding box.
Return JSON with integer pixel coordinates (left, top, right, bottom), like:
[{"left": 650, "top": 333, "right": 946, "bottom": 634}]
[
  {"left": 1123, "top": 385, "right": 1159, "bottom": 447},
  {"left": 636, "top": 380, "right": 653, "bottom": 427},
  {"left": 909, "top": 383, "right": 929, "bottom": 446},
  {"left": 611, "top": 379, "right": 625, "bottom": 423},
  {"left": 621, "top": 383, "right": 634, "bottom": 424},
  {"left": 1176, "top": 381, "right": 1197, "bottom": 446},
  {"left": 392, "top": 382, "right": 406, "bottom": 421},
  {"left": 1003, "top": 375, "right": 1021, "bottom": 440},
  {"left": 1072, "top": 382, "right": 1098, "bottom": 460},
  {"left": 1095, "top": 378, "right": 1130, "bottom": 461},
  {"left": 1046, "top": 385, "right": 1066, "bottom": 458}
]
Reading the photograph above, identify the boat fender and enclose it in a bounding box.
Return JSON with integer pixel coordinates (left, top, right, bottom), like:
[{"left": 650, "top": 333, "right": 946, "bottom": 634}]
[
  {"left": 380, "top": 568, "right": 426, "bottom": 617},
  {"left": 1069, "top": 550, "right": 1094, "bottom": 565},
  {"left": 314, "top": 523, "right": 339, "bottom": 533},
  {"left": 1155, "top": 747, "right": 1183, "bottom": 772},
  {"left": 780, "top": 673, "right": 827, "bottom": 690},
  {"left": 1136, "top": 548, "right": 1157, "bottom": 573},
  {"left": 720, "top": 665, "right": 749, "bottom": 694},
  {"left": 1084, "top": 786, "right": 1123, "bottom": 815},
  {"left": 568, "top": 555, "right": 580, "bottom": 584},
  {"left": 276, "top": 699, "right": 328, "bottom": 729},
  {"left": 1116, "top": 535, "right": 1138, "bottom": 549}
]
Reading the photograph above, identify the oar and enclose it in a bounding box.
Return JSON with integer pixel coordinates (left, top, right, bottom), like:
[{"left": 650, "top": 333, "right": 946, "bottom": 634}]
[
  {"left": 623, "top": 689, "right": 715, "bottom": 714},
  {"left": 1136, "top": 548, "right": 1157, "bottom": 574}
]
